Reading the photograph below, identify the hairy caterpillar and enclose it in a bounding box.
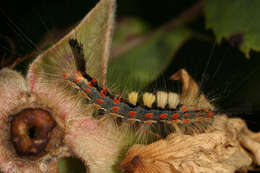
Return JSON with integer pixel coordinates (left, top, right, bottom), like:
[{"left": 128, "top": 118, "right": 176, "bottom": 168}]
[{"left": 65, "top": 38, "right": 217, "bottom": 130}]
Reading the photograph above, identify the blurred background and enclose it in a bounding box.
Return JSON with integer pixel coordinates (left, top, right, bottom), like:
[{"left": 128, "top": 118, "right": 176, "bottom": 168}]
[{"left": 1, "top": 1, "right": 260, "bottom": 172}]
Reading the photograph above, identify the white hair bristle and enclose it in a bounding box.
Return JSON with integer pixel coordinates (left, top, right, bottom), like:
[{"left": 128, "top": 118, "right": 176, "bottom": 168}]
[
  {"left": 168, "top": 92, "right": 180, "bottom": 109},
  {"left": 128, "top": 92, "right": 138, "bottom": 106},
  {"left": 156, "top": 91, "right": 168, "bottom": 109},
  {"left": 143, "top": 92, "right": 156, "bottom": 108}
]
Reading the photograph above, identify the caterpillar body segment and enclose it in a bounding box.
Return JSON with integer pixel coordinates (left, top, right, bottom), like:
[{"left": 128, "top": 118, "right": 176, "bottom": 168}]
[
  {"left": 66, "top": 38, "right": 217, "bottom": 126},
  {"left": 65, "top": 71, "right": 216, "bottom": 124}
]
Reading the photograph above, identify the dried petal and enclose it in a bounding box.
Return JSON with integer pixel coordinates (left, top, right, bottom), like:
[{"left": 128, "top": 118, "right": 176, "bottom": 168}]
[
  {"left": 119, "top": 132, "right": 252, "bottom": 173},
  {"left": 65, "top": 117, "right": 125, "bottom": 173},
  {"left": 170, "top": 69, "right": 214, "bottom": 109}
]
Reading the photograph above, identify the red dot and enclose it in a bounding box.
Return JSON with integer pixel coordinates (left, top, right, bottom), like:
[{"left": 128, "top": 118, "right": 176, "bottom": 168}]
[
  {"left": 172, "top": 113, "right": 179, "bottom": 119},
  {"left": 183, "top": 119, "right": 190, "bottom": 123},
  {"left": 91, "top": 78, "right": 97, "bottom": 83},
  {"left": 85, "top": 88, "right": 91, "bottom": 93},
  {"left": 208, "top": 112, "right": 214, "bottom": 118},
  {"left": 172, "top": 119, "right": 178, "bottom": 123},
  {"left": 88, "top": 83, "right": 93, "bottom": 88},
  {"left": 64, "top": 73, "right": 70, "bottom": 79},
  {"left": 96, "top": 99, "right": 104, "bottom": 104},
  {"left": 74, "top": 77, "right": 80, "bottom": 83},
  {"left": 196, "top": 117, "right": 203, "bottom": 121},
  {"left": 145, "top": 113, "right": 153, "bottom": 119},
  {"left": 99, "top": 92, "right": 105, "bottom": 98},
  {"left": 113, "top": 99, "right": 120, "bottom": 105},
  {"left": 128, "top": 111, "right": 136, "bottom": 117},
  {"left": 184, "top": 113, "right": 189, "bottom": 117},
  {"left": 203, "top": 108, "right": 209, "bottom": 112},
  {"left": 160, "top": 113, "right": 168, "bottom": 119},
  {"left": 181, "top": 106, "right": 187, "bottom": 112},
  {"left": 112, "top": 106, "right": 120, "bottom": 112}
]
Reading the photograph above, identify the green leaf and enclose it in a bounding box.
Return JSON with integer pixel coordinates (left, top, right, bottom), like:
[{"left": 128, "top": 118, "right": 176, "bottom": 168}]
[
  {"left": 107, "top": 26, "right": 191, "bottom": 94},
  {"left": 205, "top": 0, "right": 260, "bottom": 57},
  {"left": 111, "top": 18, "right": 149, "bottom": 55}
]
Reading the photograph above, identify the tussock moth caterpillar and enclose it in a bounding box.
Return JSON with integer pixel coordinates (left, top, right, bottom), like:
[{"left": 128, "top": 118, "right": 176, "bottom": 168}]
[
  {"left": 66, "top": 38, "right": 217, "bottom": 127},
  {"left": 1, "top": 0, "right": 260, "bottom": 173}
]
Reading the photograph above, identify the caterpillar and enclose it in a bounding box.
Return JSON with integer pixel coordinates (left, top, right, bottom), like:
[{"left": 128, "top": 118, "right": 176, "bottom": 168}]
[{"left": 65, "top": 38, "right": 217, "bottom": 126}]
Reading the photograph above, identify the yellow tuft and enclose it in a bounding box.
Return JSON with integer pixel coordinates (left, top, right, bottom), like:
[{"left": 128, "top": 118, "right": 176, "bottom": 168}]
[
  {"left": 128, "top": 92, "right": 138, "bottom": 106},
  {"left": 143, "top": 92, "right": 156, "bottom": 108},
  {"left": 168, "top": 92, "right": 180, "bottom": 109},
  {"left": 156, "top": 91, "right": 168, "bottom": 109}
]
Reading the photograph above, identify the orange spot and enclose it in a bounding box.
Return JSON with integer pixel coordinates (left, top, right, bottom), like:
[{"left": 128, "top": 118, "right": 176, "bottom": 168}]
[
  {"left": 144, "top": 120, "right": 154, "bottom": 125},
  {"left": 145, "top": 113, "right": 153, "bottom": 119},
  {"left": 113, "top": 99, "right": 120, "bottom": 105},
  {"left": 172, "top": 119, "right": 179, "bottom": 123},
  {"left": 115, "top": 94, "right": 120, "bottom": 97},
  {"left": 112, "top": 106, "right": 120, "bottom": 112},
  {"left": 196, "top": 111, "right": 201, "bottom": 115},
  {"left": 127, "top": 118, "right": 136, "bottom": 122},
  {"left": 91, "top": 78, "right": 97, "bottom": 83},
  {"left": 96, "top": 99, "right": 104, "bottom": 104},
  {"left": 208, "top": 111, "right": 214, "bottom": 118},
  {"left": 160, "top": 113, "right": 168, "bottom": 119},
  {"left": 196, "top": 117, "right": 203, "bottom": 121},
  {"left": 88, "top": 83, "right": 93, "bottom": 88},
  {"left": 74, "top": 77, "right": 81, "bottom": 83},
  {"left": 110, "top": 113, "right": 119, "bottom": 117},
  {"left": 99, "top": 92, "right": 105, "bottom": 98},
  {"left": 203, "top": 108, "right": 209, "bottom": 112},
  {"left": 183, "top": 119, "right": 190, "bottom": 123},
  {"left": 85, "top": 88, "right": 91, "bottom": 93},
  {"left": 64, "top": 73, "right": 70, "bottom": 79},
  {"left": 184, "top": 113, "right": 189, "bottom": 117},
  {"left": 128, "top": 111, "right": 136, "bottom": 117},
  {"left": 172, "top": 113, "right": 179, "bottom": 119},
  {"left": 181, "top": 106, "right": 187, "bottom": 112}
]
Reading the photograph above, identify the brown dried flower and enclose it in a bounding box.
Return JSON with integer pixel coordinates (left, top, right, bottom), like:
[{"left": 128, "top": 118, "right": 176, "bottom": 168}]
[
  {"left": 119, "top": 69, "right": 260, "bottom": 173},
  {"left": 0, "top": 68, "right": 73, "bottom": 173}
]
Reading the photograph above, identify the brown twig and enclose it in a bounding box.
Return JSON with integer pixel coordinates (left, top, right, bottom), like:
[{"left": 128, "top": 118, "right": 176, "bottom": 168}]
[
  {"left": 110, "top": 0, "right": 204, "bottom": 59},
  {"left": 9, "top": 52, "right": 35, "bottom": 69}
]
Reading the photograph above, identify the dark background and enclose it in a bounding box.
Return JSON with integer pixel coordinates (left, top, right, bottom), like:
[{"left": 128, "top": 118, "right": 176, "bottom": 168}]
[{"left": 1, "top": 0, "right": 260, "bottom": 155}]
